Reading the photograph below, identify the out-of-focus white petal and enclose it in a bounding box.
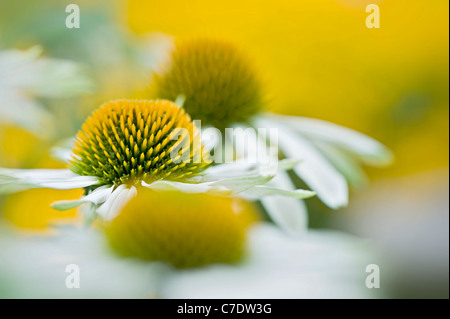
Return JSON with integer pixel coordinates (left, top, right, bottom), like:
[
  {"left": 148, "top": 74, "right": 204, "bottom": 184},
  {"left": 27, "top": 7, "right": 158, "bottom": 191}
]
[
  {"left": 0, "top": 47, "right": 92, "bottom": 98},
  {"left": 266, "top": 113, "right": 393, "bottom": 166},
  {"left": 0, "top": 46, "right": 92, "bottom": 133},
  {"left": 253, "top": 117, "right": 348, "bottom": 209},
  {"left": 315, "top": 141, "right": 369, "bottom": 189},
  {"left": 258, "top": 171, "right": 310, "bottom": 235},
  {"left": 161, "top": 224, "right": 379, "bottom": 299},
  {"left": 0, "top": 225, "right": 161, "bottom": 298},
  {"left": 0, "top": 90, "right": 53, "bottom": 134},
  {"left": 0, "top": 168, "right": 98, "bottom": 193},
  {"left": 51, "top": 185, "right": 114, "bottom": 211},
  {"left": 0, "top": 46, "right": 42, "bottom": 77},
  {"left": 50, "top": 137, "right": 76, "bottom": 163}
]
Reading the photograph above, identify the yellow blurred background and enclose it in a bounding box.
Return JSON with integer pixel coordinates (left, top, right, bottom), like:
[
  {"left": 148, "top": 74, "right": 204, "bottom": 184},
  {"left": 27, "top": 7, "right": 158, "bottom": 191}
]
[{"left": 126, "top": 0, "right": 449, "bottom": 178}]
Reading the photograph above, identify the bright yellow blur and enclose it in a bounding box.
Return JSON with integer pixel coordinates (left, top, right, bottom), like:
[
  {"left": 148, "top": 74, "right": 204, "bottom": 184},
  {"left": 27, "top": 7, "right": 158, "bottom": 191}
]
[
  {"left": 0, "top": 125, "right": 82, "bottom": 231},
  {"left": 126, "top": 0, "right": 449, "bottom": 177},
  {"left": 2, "top": 188, "right": 84, "bottom": 232},
  {"left": 106, "top": 188, "right": 259, "bottom": 268}
]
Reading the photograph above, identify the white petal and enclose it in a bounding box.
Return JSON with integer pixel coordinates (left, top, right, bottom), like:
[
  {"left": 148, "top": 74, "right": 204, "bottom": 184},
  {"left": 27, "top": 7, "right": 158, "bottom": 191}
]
[
  {"left": 253, "top": 117, "right": 348, "bottom": 209},
  {"left": 227, "top": 123, "right": 280, "bottom": 174},
  {"left": 195, "top": 162, "right": 258, "bottom": 181},
  {"left": 142, "top": 180, "right": 232, "bottom": 195},
  {"left": 243, "top": 186, "right": 315, "bottom": 199},
  {"left": 266, "top": 113, "right": 393, "bottom": 166},
  {"left": 314, "top": 141, "right": 368, "bottom": 189},
  {"left": 258, "top": 171, "right": 309, "bottom": 235},
  {"left": 0, "top": 168, "right": 98, "bottom": 193},
  {"left": 161, "top": 224, "right": 377, "bottom": 299},
  {"left": 143, "top": 175, "right": 273, "bottom": 196},
  {"left": 0, "top": 90, "right": 53, "bottom": 134},
  {"left": 0, "top": 46, "right": 42, "bottom": 77},
  {"left": 51, "top": 185, "right": 114, "bottom": 211},
  {"left": 209, "top": 175, "right": 273, "bottom": 193},
  {"left": 195, "top": 159, "right": 299, "bottom": 183},
  {"left": 96, "top": 185, "right": 137, "bottom": 221},
  {"left": 50, "top": 137, "right": 76, "bottom": 163},
  {"left": 0, "top": 225, "right": 162, "bottom": 298}
]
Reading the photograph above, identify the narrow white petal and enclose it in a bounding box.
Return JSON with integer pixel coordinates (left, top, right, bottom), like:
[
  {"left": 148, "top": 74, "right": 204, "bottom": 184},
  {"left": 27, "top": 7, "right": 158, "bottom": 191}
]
[
  {"left": 195, "top": 159, "right": 299, "bottom": 183},
  {"left": 314, "top": 142, "right": 368, "bottom": 189},
  {"left": 253, "top": 117, "right": 348, "bottom": 209},
  {"left": 110, "top": 186, "right": 138, "bottom": 219},
  {"left": 51, "top": 185, "right": 114, "bottom": 211},
  {"left": 96, "top": 185, "right": 137, "bottom": 221},
  {"left": 143, "top": 175, "right": 273, "bottom": 196},
  {"left": 195, "top": 162, "right": 258, "bottom": 181},
  {"left": 0, "top": 168, "right": 98, "bottom": 193},
  {"left": 50, "top": 138, "right": 75, "bottom": 163},
  {"left": 228, "top": 123, "right": 280, "bottom": 175},
  {"left": 0, "top": 91, "right": 53, "bottom": 134},
  {"left": 142, "top": 180, "right": 232, "bottom": 195},
  {"left": 209, "top": 175, "right": 273, "bottom": 193},
  {"left": 266, "top": 113, "right": 393, "bottom": 166},
  {"left": 50, "top": 146, "right": 73, "bottom": 164},
  {"left": 259, "top": 171, "right": 309, "bottom": 235},
  {"left": 243, "top": 186, "right": 315, "bottom": 199}
]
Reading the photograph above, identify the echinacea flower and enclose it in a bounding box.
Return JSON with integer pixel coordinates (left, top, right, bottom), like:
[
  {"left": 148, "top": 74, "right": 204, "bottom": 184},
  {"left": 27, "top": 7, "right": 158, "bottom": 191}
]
[
  {"left": 0, "top": 99, "right": 314, "bottom": 223},
  {"left": 152, "top": 38, "right": 262, "bottom": 130},
  {"left": 0, "top": 46, "right": 92, "bottom": 135},
  {"left": 150, "top": 38, "right": 393, "bottom": 232}
]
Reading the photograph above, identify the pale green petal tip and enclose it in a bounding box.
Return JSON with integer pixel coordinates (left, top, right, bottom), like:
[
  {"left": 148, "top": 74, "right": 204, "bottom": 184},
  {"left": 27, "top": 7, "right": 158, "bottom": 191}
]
[
  {"left": 362, "top": 145, "right": 394, "bottom": 167},
  {"left": 51, "top": 200, "right": 83, "bottom": 211}
]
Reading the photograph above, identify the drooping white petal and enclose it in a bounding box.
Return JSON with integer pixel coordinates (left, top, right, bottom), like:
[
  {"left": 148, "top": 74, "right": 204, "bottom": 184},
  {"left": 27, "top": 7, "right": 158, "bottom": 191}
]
[
  {"left": 0, "top": 168, "right": 98, "bottom": 193},
  {"left": 96, "top": 185, "right": 137, "bottom": 221},
  {"left": 253, "top": 117, "right": 348, "bottom": 209},
  {"left": 51, "top": 185, "right": 114, "bottom": 211},
  {"left": 97, "top": 184, "right": 137, "bottom": 220},
  {"left": 314, "top": 141, "right": 368, "bottom": 189},
  {"left": 142, "top": 180, "right": 230, "bottom": 195},
  {"left": 257, "top": 171, "right": 310, "bottom": 235},
  {"left": 266, "top": 113, "right": 393, "bottom": 166}
]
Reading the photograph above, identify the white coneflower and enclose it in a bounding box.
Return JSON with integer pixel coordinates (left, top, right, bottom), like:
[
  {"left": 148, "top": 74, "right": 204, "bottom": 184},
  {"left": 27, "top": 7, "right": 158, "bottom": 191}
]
[{"left": 0, "top": 99, "right": 314, "bottom": 222}]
